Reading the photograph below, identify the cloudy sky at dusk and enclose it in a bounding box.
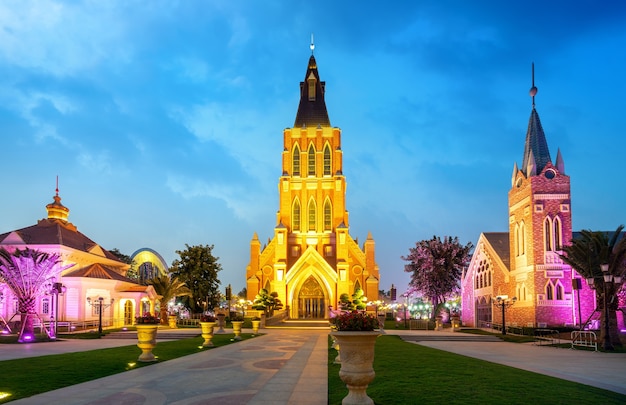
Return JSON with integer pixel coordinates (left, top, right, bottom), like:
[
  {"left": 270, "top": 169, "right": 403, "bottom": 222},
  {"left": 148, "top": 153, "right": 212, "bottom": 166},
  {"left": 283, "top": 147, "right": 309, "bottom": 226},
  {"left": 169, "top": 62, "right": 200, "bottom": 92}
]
[{"left": 1, "top": 1, "right": 625, "bottom": 295}]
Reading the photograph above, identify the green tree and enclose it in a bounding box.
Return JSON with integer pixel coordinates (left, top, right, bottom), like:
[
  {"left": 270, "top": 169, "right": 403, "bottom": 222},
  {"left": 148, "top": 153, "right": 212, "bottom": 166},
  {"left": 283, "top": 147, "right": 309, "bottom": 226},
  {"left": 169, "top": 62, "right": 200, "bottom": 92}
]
[
  {"left": 251, "top": 289, "right": 283, "bottom": 315},
  {"left": 147, "top": 275, "right": 192, "bottom": 324},
  {"left": 169, "top": 244, "right": 222, "bottom": 313},
  {"left": 109, "top": 248, "right": 139, "bottom": 283},
  {"left": 560, "top": 225, "right": 626, "bottom": 349},
  {"left": 402, "top": 236, "right": 473, "bottom": 320},
  {"left": 339, "top": 289, "right": 368, "bottom": 311}
]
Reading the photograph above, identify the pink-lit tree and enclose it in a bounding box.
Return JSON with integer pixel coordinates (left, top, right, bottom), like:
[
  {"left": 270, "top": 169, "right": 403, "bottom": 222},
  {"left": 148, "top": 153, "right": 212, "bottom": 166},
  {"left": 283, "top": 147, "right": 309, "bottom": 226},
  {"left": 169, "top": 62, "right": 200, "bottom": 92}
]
[
  {"left": 402, "top": 236, "right": 473, "bottom": 320},
  {"left": 0, "top": 248, "right": 73, "bottom": 342}
]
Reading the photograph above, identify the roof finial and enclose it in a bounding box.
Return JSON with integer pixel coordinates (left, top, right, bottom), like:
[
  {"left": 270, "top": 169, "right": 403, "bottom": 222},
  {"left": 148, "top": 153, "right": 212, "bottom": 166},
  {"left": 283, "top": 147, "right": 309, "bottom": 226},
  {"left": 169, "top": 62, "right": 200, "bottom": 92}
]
[
  {"left": 529, "top": 62, "right": 537, "bottom": 109},
  {"left": 310, "top": 33, "right": 315, "bottom": 55},
  {"left": 55, "top": 175, "right": 59, "bottom": 196}
]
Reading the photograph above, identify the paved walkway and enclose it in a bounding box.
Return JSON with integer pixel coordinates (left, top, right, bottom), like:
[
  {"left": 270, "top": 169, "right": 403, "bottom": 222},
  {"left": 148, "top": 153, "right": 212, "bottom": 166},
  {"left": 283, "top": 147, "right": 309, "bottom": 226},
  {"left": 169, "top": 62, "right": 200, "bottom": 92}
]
[{"left": 1, "top": 327, "right": 625, "bottom": 404}]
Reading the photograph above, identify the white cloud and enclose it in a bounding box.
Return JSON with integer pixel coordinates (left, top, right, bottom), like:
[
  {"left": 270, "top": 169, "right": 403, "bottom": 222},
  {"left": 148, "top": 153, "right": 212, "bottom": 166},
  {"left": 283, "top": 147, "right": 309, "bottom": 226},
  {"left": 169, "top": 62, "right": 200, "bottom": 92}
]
[{"left": 165, "top": 174, "right": 269, "bottom": 222}]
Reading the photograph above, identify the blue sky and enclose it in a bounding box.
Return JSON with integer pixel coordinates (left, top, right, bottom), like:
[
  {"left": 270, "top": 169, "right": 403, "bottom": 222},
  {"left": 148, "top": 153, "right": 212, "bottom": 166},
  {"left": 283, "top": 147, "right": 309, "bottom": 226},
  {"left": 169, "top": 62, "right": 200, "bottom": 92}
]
[{"left": 1, "top": 1, "right": 625, "bottom": 295}]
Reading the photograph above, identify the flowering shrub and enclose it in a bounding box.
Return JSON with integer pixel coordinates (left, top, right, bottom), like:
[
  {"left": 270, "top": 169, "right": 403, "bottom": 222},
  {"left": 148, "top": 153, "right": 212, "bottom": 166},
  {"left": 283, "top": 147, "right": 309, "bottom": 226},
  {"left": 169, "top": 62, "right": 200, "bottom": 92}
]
[
  {"left": 136, "top": 312, "right": 160, "bottom": 324},
  {"left": 332, "top": 311, "right": 379, "bottom": 331},
  {"left": 200, "top": 313, "right": 216, "bottom": 322}
]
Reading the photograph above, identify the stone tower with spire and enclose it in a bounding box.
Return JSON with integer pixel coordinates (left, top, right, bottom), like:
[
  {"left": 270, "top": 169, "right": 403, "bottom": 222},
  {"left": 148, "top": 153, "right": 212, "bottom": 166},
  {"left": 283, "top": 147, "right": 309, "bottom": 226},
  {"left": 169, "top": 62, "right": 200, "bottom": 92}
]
[
  {"left": 246, "top": 45, "right": 379, "bottom": 319},
  {"left": 507, "top": 64, "right": 574, "bottom": 326}
]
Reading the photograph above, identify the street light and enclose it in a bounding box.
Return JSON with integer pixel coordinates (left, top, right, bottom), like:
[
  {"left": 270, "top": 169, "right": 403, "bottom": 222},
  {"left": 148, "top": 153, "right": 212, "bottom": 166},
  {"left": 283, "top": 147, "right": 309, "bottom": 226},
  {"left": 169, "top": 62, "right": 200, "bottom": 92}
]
[
  {"left": 87, "top": 297, "right": 114, "bottom": 334},
  {"left": 587, "top": 264, "right": 622, "bottom": 351},
  {"left": 49, "top": 282, "right": 66, "bottom": 338},
  {"left": 492, "top": 295, "right": 517, "bottom": 335}
]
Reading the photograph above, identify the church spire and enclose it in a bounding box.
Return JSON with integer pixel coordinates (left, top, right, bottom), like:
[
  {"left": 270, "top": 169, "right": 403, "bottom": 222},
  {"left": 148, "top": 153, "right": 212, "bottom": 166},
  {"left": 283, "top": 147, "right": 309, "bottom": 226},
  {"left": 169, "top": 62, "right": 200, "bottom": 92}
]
[
  {"left": 294, "top": 40, "right": 330, "bottom": 128},
  {"left": 521, "top": 63, "right": 551, "bottom": 177},
  {"left": 46, "top": 176, "right": 69, "bottom": 222}
]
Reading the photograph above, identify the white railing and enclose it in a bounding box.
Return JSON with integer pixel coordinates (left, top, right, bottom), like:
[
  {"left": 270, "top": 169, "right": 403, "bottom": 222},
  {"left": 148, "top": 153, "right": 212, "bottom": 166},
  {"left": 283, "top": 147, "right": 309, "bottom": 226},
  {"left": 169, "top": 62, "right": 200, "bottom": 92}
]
[{"left": 571, "top": 331, "right": 597, "bottom": 351}]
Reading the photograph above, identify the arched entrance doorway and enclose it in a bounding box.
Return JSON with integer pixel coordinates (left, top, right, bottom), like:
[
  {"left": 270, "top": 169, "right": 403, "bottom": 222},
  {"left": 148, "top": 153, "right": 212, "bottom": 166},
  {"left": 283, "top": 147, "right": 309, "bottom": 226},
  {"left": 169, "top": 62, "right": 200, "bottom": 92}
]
[
  {"left": 297, "top": 276, "right": 326, "bottom": 319},
  {"left": 124, "top": 300, "right": 134, "bottom": 325}
]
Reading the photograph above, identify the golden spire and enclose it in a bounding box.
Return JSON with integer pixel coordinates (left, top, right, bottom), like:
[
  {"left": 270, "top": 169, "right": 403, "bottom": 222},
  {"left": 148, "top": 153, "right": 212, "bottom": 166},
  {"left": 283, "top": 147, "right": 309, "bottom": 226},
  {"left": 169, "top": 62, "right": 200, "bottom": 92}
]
[{"left": 46, "top": 176, "right": 69, "bottom": 222}]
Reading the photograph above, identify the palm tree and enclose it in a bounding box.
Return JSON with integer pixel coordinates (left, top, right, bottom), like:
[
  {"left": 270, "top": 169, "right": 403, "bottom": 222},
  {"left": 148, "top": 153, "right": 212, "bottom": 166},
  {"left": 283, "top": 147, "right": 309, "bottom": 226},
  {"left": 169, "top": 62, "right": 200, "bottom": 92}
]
[
  {"left": 560, "top": 225, "right": 626, "bottom": 348},
  {"left": 148, "top": 275, "right": 192, "bottom": 324},
  {"left": 0, "top": 248, "right": 73, "bottom": 342}
]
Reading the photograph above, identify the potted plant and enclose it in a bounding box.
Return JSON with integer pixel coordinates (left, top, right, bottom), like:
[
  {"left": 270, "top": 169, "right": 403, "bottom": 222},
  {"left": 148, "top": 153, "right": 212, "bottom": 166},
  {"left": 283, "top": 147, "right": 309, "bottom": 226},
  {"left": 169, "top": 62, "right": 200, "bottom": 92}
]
[
  {"left": 230, "top": 314, "right": 244, "bottom": 340},
  {"left": 199, "top": 312, "right": 217, "bottom": 347},
  {"left": 330, "top": 311, "right": 380, "bottom": 404},
  {"left": 135, "top": 312, "right": 160, "bottom": 362}
]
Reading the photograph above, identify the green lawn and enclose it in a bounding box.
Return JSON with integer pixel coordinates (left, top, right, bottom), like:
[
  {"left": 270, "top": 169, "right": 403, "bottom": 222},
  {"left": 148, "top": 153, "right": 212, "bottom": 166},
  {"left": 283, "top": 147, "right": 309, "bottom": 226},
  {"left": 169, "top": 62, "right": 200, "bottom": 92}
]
[
  {"left": 0, "top": 333, "right": 257, "bottom": 403},
  {"left": 328, "top": 335, "right": 626, "bottom": 404}
]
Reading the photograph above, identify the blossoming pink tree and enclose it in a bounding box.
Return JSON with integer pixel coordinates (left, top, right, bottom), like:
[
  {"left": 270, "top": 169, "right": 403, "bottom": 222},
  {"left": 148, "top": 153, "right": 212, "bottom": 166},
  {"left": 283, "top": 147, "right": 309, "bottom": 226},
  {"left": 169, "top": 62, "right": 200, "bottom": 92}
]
[
  {"left": 402, "top": 236, "right": 472, "bottom": 320},
  {"left": 0, "top": 248, "right": 73, "bottom": 342}
]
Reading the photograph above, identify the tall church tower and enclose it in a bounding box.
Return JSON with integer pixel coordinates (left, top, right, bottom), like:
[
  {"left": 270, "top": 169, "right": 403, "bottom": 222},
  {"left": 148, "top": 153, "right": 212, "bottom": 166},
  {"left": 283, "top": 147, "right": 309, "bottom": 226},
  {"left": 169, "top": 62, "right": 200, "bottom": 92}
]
[
  {"left": 507, "top": 64, "right": 574, "bottom": 326},
  {"left": 246, "top": 45, "right": 379, "bottom": 319}
]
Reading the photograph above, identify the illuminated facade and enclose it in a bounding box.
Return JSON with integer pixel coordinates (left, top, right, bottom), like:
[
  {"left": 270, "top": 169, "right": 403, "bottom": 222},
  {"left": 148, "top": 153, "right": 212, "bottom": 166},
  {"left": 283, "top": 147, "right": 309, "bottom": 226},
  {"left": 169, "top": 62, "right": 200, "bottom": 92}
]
[
  {"left": 246, "top": 50, "right": 380, "bottom": 319},
  {"left": 0, "top": 192, "right": 158, "bottom": 329},
  {"left": 461, "top": 74, "right": 596, "bottom": 328}
]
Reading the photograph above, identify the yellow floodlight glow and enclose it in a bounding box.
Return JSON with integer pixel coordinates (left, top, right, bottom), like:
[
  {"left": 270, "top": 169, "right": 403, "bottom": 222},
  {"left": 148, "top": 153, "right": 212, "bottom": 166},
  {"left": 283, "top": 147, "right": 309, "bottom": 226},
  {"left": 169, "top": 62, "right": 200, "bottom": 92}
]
[{"left": 0, "top": 392, "right": 12, "bottom": 399}]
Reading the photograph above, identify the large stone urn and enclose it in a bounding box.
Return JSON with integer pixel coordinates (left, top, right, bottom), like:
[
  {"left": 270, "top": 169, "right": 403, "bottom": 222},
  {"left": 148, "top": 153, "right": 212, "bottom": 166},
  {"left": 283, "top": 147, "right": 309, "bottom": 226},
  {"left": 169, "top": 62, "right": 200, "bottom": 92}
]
[
  {"left": 168, "top": 315, "right": 178, "bottom": 329},
  {"left": 136, "top": 324, "right": 159, "bottom": 362},
  {"left": 215, "top": 313, "right": 226, "bottom": 334},
  {"left": 251, "top": 319, "right": 261, "bottom": 334},
  {"left": 231, "top": 321, "right": 244, "bottom": 341},
  {"left": 199, "top": 321, "right": 216, "bottom": 347},
  {"left": 330, "top": 331, "right": 380, "bottom": 405}
]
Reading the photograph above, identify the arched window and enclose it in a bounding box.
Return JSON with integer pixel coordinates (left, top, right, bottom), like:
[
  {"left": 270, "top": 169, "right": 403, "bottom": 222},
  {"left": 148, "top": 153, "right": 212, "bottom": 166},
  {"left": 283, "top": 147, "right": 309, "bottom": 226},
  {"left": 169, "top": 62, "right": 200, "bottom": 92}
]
[
  {"left": 514, "top": 223, "right": 519, "bottom": 257},
  {"left": 264, "top": 279, "right": 271, "bottom": 292},
  {"left": 354, "top": 279, "right": 362, "bottom": 293},
  {"left": 519, "top": 221, "right": 525, "bottom": 255},
  {"left": 308, "top": 199, "right": 316, "bottom": 231},
  {"left": 308, "top": 144, "right": 316, "bottom": 176},
  {"left": 42, "top": 298, "right": 50, "bottom": 315},
  {"left": 546, "top": 282, "right": 554, "bottom": 300},
  {"left": 323, "top": 199, "right": 332, "bottom": 231},
  {"left": 292, "top": 145, "right": 301, "bottom": 176},
  {"left": 556, "top": 283, "right": 563, "bottom": 300},
  {"left": 292, "top": 199, "right": 301, "bottom": 232},
  {"left": 323, "top": 144, "right": 331, "bottom": 176},
  {"left": 553, "top": 216, "right": 562, "bottom": 251},
  {"left": 544, "top": 217, "right": 553, "bottom": 251}
]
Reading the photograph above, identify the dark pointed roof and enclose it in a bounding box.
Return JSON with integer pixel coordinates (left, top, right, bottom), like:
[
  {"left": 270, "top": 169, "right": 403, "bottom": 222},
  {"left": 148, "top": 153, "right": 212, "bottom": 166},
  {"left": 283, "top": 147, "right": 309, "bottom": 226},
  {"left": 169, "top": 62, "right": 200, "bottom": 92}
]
[
  {"left": 483, "top": 232, "right": 510, "bottom": 270},
  {"left": 521, "top": 108, "right": 552, "bottom": 176},
  {"left": 294, "top": 55, "right": 331, "bottom": 128}
]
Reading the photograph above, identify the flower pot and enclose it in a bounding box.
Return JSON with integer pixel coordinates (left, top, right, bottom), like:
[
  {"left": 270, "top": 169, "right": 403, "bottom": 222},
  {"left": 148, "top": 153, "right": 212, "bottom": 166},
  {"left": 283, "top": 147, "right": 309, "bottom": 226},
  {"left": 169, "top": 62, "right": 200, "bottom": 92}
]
[
  {"left": 200, "top": 321, "right": 216, "bottom": 347},
  {"left": 330, "top": 331, "right": 380, "bottom": 405},
  {"left": 231, "top": 321, "right": 244, "bottom": 341},
  {"left": 215, "top": 313, "right": 226, "bottom": 334},
  {"left": 168, "top": 315, "right": 178, "bottom": 329},
  {"left": 251, "top": 320, "right": 261, "bottom": 334},
  {"left": 136, "top": 324, "right": 159, "bottom": 362}
]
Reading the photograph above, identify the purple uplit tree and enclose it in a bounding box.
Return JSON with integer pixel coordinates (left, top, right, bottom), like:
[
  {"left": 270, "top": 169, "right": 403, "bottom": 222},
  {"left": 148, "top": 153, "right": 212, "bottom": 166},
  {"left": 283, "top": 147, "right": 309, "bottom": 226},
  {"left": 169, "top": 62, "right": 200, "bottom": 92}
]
[
  {"left": 402, "top": 236, "right": 473, "bottom": 320},
  {"left": 0, "top": 248, "right": 73, "bottom": 342}
]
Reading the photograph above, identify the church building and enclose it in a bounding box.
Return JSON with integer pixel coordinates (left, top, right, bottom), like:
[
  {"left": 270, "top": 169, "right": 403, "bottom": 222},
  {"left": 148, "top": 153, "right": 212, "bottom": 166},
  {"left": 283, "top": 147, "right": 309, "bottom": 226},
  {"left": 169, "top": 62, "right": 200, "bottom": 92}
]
[
  {"left": 461, "top": 67, "right": 597, "bottom": 329},
  {"left": 246, "top": 47, "right": 380, "bottom": 319}
]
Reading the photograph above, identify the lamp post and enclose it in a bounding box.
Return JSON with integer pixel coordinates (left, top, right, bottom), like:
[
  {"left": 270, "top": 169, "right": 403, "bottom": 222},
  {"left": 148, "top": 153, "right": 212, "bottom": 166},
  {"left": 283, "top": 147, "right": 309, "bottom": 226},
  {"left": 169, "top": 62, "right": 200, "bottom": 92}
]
[
  {"left": 492, "top": 295, "right": 517, "bottom": 335},
  {"left": 50, "top": 282, "right": 65, "bottom": 338},
  {"left": 87, "top": 297, "right": 114, "bottom": 335}
]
